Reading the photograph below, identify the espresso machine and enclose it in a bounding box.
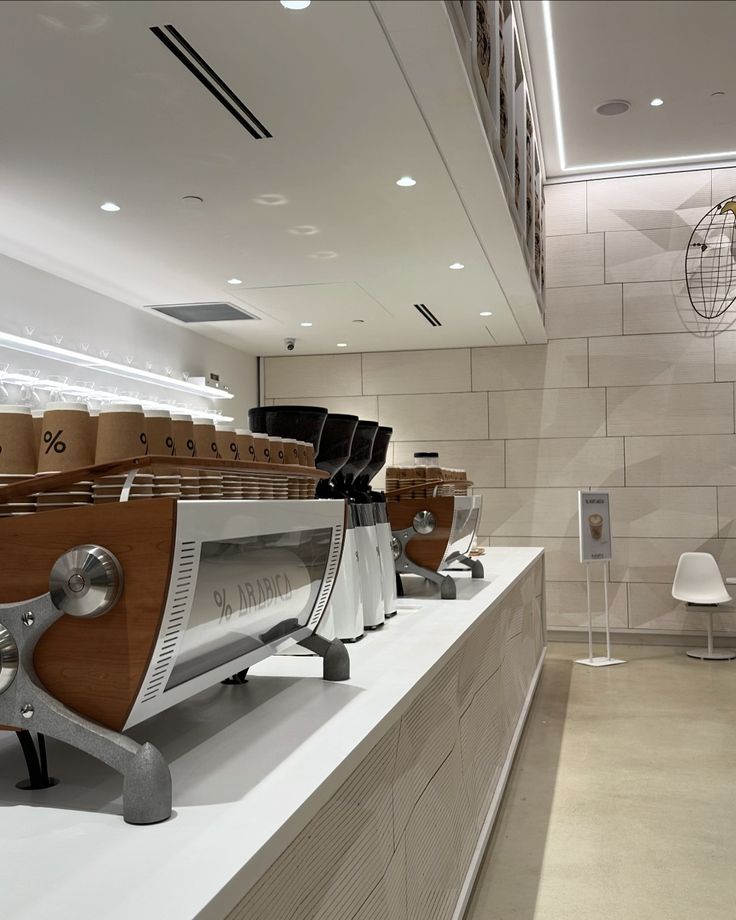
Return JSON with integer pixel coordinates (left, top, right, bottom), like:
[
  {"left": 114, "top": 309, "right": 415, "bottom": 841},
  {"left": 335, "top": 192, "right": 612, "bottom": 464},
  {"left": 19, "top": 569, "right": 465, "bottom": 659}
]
[
  {"left": 314, "top": 413, "right": 364, "bottom": 643},
  {"left": 353, "top": 426, "right": 397, "bottom": 621},
  {"left": 333, "top": 421, "right": 385, "bottom": 631}
]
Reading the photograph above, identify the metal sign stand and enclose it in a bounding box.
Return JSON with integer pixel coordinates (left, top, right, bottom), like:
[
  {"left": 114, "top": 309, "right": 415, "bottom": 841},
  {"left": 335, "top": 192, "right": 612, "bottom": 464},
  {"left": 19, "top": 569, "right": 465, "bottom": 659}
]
[{"left": 575, "top": 561, "right": 626, "bottom": 668}]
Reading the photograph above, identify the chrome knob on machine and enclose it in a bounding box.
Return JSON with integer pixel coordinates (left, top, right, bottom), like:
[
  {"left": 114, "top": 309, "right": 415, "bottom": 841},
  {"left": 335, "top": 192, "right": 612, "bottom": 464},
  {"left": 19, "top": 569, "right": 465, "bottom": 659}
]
[
  {"left": 412, "top": 510, "right": 436, "bottom": 535},
  {"left": 0, "top": 625, "right": 19, "bottom": 694},
  {"left": 49, "top": 544, "right": 124, "bottom": 618}
]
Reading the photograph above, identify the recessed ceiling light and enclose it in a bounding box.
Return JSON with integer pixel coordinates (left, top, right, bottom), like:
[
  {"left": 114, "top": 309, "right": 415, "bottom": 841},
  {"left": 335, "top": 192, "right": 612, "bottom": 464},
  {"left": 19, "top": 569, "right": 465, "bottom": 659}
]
[
  {"left": 280, "top": 0, "right": 310, "bottom": 8},
  {"left": 336, "top": 343, "right": 348, "bottom": 348},
  {"left": 300, "top": 321, "right": 313, "bottom": 327},
  {"left": 594, "top": 100, "right": 631, "bottom": 116},
  {"left": 253, "top": 193, "right": 288, "bottom": 206},
  {"left": 396, "top": 176, "right": 417, "bottom": 187},
  {"left": 288, "top": 225, "right": 320, "bottom": 235},
  {"left": 449, "top": 262, "right": 465, "bottom": 270},
  {"left": 650, "top": 97, "right": 664, "bottom": 107},
  {"left": 100, "top": 202, "right": 120, "bottom": 212},
  {"left": 479, "top": 311, "right": 493, "bottom": 316},
  {"left": 227, "top": 278, "right": 242, "bottom": 285},
  {"left": 310, "top": 250, "right": 338, "bottom": 260},
  {"left": 353, "top": 319, "right": 365, "bottom": 323},
  {"left": 712, "top": 91, "right": 726, "bottom": 98}
]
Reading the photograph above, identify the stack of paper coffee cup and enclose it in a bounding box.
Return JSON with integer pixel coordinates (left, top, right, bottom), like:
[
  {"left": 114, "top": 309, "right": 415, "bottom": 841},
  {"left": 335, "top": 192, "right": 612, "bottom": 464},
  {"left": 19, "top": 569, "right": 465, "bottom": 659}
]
[
  {"left": 252, "top": 432, "right": 271, "bottom": 498},
  {"left": 282, "top": 438, "right": 300, "bottom": 499},
  {"left": 0, "top": 405, "right": 38, "bottom": 516},
  {"left": 216, "top": 424, "right": 241, "bottom": 499},
  {"left": 295, "top": 440, "right": 309, "bottom": 498},
  {"left": 37, "top": 401, "right": 95, "bottom": 508},
  {"left": 145, "top": 410, "right": 180, "bottom": 498},
  {"left": 193, "top": 418, "right": 222, "bottom": 499},
  {"left": 268, "top": 436, "right": 288, "bottom": 500},
  {"left": 172, "top": 414, "right": 198, "bottom": 499},
  {"left": 93, "top": 404, "right": 152, "bottom": 503},
  {"left": 236, "top": 429, "right": 257, "bottom": 499}
]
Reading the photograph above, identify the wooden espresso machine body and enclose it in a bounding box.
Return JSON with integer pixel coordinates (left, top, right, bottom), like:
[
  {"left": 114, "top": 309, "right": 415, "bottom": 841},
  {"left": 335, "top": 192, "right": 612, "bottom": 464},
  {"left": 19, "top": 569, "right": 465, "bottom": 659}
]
[
  {"left": 0, "top": 456, "right": 349, "bottom": 823},
  {"left": 386, "top": 494, "right": 484, "bottom": 598}
]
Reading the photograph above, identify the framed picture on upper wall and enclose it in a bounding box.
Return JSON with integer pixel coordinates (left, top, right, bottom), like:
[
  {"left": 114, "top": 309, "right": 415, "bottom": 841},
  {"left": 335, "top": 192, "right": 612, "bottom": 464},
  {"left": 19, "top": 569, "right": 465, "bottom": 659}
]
[{"left": 476, "top": 1, "right": 491, "bottom": 89}]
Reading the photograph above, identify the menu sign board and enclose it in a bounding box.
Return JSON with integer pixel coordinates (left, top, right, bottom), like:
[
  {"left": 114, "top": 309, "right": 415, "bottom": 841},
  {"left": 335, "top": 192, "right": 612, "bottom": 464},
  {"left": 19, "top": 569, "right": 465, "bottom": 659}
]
[{"left": 578, "top": 491, "right": 612, "bottom": 563}]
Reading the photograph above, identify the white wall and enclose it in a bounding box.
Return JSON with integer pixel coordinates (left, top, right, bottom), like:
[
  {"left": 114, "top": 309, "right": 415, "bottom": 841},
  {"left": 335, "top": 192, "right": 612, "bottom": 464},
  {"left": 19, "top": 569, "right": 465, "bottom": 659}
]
[
  {"left": 0, "top": 254, "right": 258, "bottom": 421},
  {"left": 262, "top": 165, "right": 736, "bottom": 638}
]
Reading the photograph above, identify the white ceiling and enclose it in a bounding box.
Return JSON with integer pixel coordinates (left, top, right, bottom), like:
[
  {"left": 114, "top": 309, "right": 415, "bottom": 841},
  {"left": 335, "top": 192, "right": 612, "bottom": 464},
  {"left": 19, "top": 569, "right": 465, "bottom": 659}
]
[
  {"left": 522, "top": 0, "right": 736, "bottom": 178},
  {"left": 0, "top": 0, "right": 532, "bottom": 356}
]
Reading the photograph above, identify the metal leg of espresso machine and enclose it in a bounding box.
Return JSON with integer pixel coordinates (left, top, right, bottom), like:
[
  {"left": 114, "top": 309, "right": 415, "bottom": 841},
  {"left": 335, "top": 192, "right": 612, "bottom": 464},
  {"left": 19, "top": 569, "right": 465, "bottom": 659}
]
[
  {"left": 0, "top": 592, "right": 172, "bottom": 825},
  {"left": 297, "top": 634, "right": 351, "bottom": 681},
  {"left": 392, "top": 528, "right": 457, "bottom": 600},
  {"left": 455, "top": 554, "right": 485, "bottom": 579}
]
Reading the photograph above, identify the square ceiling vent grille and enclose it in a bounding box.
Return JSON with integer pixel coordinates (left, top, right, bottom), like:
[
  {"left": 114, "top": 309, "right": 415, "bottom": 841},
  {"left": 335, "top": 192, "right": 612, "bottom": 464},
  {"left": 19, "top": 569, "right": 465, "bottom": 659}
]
[{"left": 147, "top": 302, "right": 259, "bottom": 323}]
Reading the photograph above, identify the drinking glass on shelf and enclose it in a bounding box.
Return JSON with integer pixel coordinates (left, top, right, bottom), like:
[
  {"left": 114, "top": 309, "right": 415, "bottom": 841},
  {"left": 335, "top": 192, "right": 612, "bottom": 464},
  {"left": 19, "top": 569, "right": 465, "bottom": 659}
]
[
  {"left": 17, "top": 368, "right": 41, "bottom": 408},
  {"left": 0, "top": 364, "right": 9, "bottom": 404},
  {"left": 42, "top": 375, "right": 70, "bottom": 401}
]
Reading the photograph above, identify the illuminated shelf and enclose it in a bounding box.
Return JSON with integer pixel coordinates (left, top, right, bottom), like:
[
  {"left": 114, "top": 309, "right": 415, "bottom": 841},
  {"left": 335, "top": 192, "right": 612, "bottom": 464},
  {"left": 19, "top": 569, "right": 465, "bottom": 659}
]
[{"left": 0, "top": 331, "right": 233, "bottom": 400}]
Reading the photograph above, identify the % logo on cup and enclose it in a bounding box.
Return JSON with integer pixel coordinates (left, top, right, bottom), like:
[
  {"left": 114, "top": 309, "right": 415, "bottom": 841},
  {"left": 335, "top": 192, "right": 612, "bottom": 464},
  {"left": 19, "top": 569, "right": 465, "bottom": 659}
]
[
  {"left": 43, "top": 429, "right": 66, "bottom": 454},
  {"left": 139, "top": 432, "right": 149, "bottom": 455},
  {"left": 215, "top": 588, "right": 233, "bottom": 622}
]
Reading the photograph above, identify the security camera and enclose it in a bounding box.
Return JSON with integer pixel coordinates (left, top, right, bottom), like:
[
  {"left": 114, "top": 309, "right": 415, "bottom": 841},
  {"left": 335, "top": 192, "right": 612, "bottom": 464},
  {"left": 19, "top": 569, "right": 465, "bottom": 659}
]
[{"left": 285, "top": 338, "right": 296, "bottom": 352}]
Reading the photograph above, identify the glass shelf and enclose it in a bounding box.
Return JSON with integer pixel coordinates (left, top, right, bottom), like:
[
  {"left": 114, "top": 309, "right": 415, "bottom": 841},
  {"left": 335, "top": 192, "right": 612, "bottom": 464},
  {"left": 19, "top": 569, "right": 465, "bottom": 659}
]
[{"left": 0, "top": 331, "right": 234, "bottom": 400}]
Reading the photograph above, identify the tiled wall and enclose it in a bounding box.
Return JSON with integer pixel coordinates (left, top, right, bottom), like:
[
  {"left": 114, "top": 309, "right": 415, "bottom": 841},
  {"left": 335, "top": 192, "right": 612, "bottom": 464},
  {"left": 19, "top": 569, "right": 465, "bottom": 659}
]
[{"left": 263, "top": 166, "right": 736, "bottom": 635}]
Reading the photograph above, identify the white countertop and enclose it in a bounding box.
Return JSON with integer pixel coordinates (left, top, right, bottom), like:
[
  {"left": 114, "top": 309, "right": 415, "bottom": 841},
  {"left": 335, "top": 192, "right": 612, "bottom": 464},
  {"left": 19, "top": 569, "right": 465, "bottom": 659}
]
[{"left": 0, "top": 547, "right": 542, "bottom": 920}]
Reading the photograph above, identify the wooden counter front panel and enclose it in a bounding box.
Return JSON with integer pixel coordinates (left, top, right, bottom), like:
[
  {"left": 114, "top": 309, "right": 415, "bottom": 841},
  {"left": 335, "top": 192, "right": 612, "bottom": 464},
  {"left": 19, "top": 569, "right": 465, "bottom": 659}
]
[
  {"left": 386, "top": 497, "right": 456, "bottom": 572},
  {"left": 0, "top": 500, "right": 176, "bottom": 731}
]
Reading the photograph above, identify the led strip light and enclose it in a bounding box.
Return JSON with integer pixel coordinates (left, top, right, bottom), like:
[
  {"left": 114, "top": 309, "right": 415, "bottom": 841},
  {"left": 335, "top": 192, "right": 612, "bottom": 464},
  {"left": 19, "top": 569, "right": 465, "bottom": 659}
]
[{"left": 542, "top": 0, "right": 736, "bottom": 173}]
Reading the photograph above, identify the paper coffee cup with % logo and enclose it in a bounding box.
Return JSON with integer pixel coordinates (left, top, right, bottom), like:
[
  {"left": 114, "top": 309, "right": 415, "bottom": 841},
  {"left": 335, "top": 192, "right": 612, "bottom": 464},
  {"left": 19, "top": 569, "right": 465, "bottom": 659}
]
[{"left": 38, "top": 402, "right": 94, "bottom": 473}]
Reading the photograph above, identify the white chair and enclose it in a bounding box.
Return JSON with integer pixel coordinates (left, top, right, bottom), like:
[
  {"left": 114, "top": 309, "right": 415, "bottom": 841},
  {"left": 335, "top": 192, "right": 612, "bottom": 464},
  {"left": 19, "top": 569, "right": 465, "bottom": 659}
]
[{"left": 672, "top": 552, "right": 736, "bottom": 660}]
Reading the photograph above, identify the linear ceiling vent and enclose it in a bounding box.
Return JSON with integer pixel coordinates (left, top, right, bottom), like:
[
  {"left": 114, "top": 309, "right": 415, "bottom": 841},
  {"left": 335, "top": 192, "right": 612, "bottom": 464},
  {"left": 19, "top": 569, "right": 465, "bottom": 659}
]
[
  {"left": 149, "top": 24, "right": 272, "bottom": 140},
  {"left": 414, "top": 303, "right": 442, "bottom": 327},
  {"left": 148, "top": 302, "right": 260, "bottom": 323}
]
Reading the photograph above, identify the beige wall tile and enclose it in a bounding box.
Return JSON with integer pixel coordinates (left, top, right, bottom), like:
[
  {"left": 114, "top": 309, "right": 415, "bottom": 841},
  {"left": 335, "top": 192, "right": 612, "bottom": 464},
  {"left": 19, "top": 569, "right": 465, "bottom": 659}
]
[
  {"left": 587, "top": 170, "right": 710, "bottom": 232},
  {"left": 474, "top": 488, "right": 580, "bottom": 537},
  {"left": 378, "top": 392, "right": 488, "bottom": 441},
  {"left": 264, "top": 354, "right": 362, "bottom": 398},
  {"left": 711, "top": 166, "right": 736, "bottom": 205},
  {"left": 629, "top": 582, "right": 736, "bottom": 631},
  {"left": 505, "top": 437, "right": 624, "bottom": 487},
  {"left": 608, "top": 487, "right": 717, "bottom": 538},
  {"left": 362, "top": 349, "right": 471, "bottom": 395},
  {"left": 546, "top": 581, "right": 628, "bottom": 629},
  {"left": 272, "top": 394, "right": 379, "bottom": 419},
  {"left": 393, "top": 440, "right": 504, "bottom": 487},
  {"left": 609, "top": 537, "right": 736, "bottom": 584},
  {"left": 489, "top": 388, "right": 606, "bottom": 439},
  {"left": 713, "top": 331, "right": 736, "bottom": 382},
  {"left": 605, "top": 227, "right": 691, "bottom": 283},
  {"left": 545, "top": 182, "right": 587, "bottom": 236},
  {"left": 546, "top": 233, "right": 604, "bottom": 288},
  {"left": 622, "top": 280, "right": 693, "bottom": 335},
  {"left": 606, "top": 382, "right": 734, "bottom": 436},
  {"left": 472, "top": 339, "right": 588, "bottom": 391},
  {"left": 544, "top": 284, "right": 622, "bottom": 339},
  {"left": 717, "top": 487, "right": 736, "bottom": 537},
  {"left": 492, "top": 536, "right": 603, "bottom": 582},
  {"left": 626, "top": 434, "right": 736, "bottom": 486},
  {"left": 588, "top": 333, "right": 714, "bottom": 387}
]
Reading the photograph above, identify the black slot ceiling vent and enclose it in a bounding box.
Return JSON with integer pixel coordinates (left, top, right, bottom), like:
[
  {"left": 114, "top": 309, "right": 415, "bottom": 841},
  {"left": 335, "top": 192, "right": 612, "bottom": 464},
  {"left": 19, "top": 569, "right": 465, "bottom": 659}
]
[
  {"left": 414, "top": 303, "right": 442, "bottom": 327},
  {"left": 150, "top": 24, "right": 272, "bottom": 140},
  {"left": 148, "top": 302, "right": 260, "bottom": 323}
]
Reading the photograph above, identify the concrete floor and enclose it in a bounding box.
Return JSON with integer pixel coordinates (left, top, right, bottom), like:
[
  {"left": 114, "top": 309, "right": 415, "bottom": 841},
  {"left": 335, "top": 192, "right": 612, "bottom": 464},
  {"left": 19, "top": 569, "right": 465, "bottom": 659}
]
[{"left": 465, "top": 642, "right": 736, "bottom": 920}]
